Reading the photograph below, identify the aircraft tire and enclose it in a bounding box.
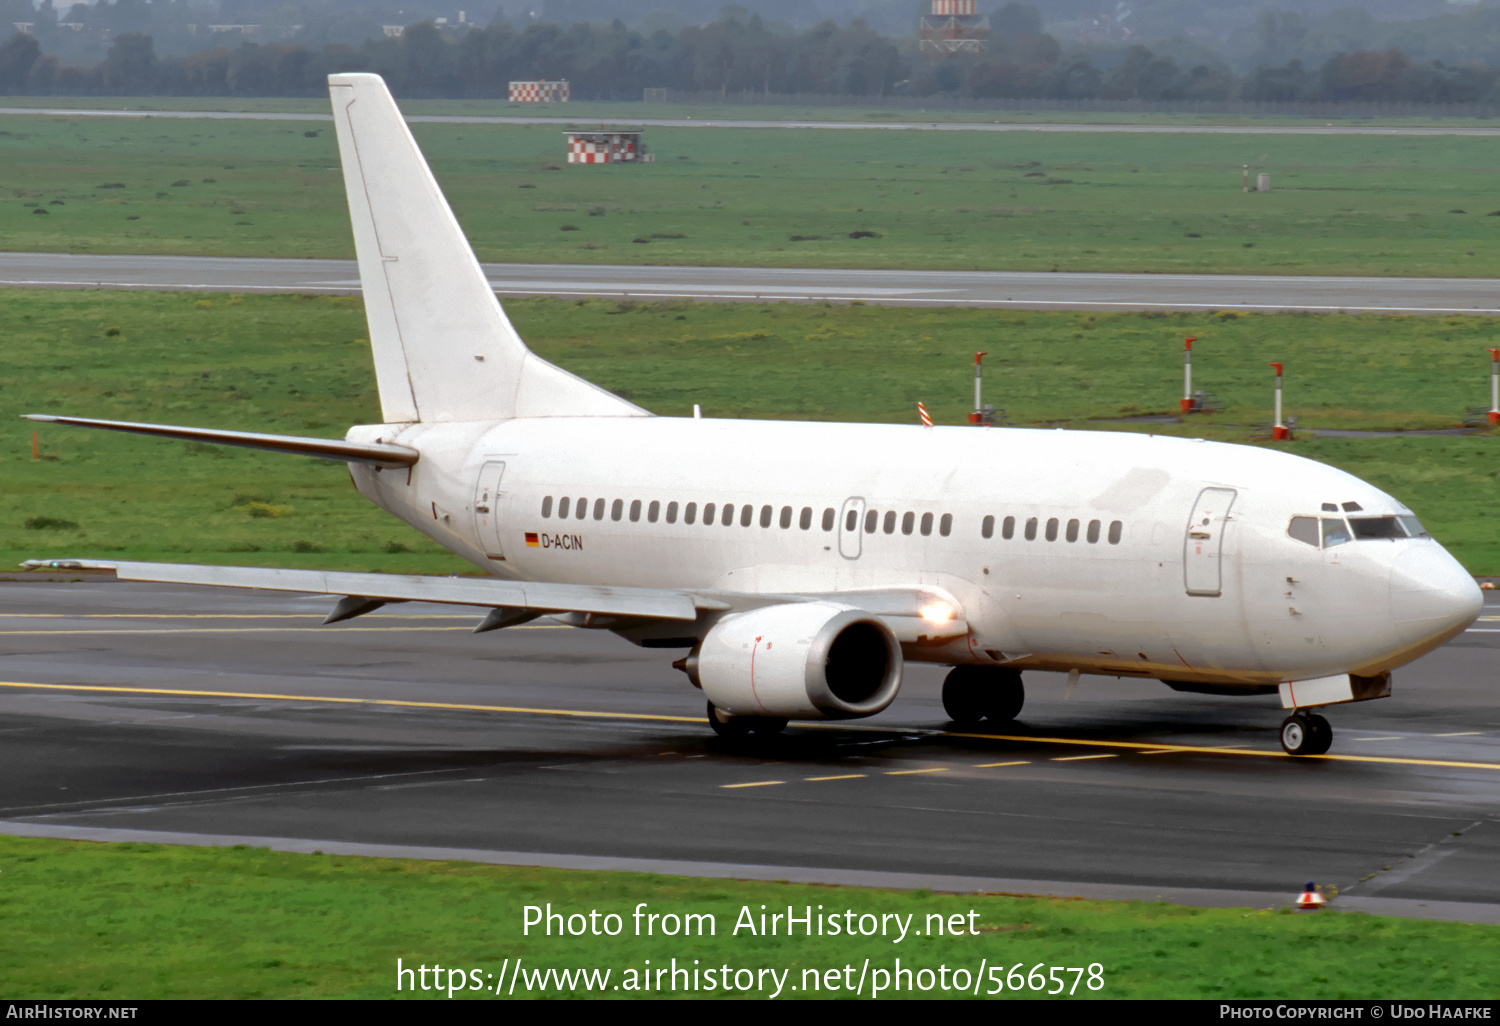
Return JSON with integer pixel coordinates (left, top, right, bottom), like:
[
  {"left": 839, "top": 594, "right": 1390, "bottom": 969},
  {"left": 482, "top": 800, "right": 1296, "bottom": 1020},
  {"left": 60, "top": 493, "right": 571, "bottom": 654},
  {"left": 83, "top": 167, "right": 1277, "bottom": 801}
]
[
  {"left": 1280, "top": 713, "right": 1325, "bottom": 755},
  {"left": 750, "top": 717, "right": 789, "bottom": 736},
  {"left": 984, "top": 671, "right": 1025, "bottom": 723},
  {"left": 1304, "top": 713, "right": 1333, "bottom": 755},
  {"left": 707, "top": 700, "right": 752, "bottom": 739},
  {"left": 942, "top": 667, "right": 988, "bottom": 726}
]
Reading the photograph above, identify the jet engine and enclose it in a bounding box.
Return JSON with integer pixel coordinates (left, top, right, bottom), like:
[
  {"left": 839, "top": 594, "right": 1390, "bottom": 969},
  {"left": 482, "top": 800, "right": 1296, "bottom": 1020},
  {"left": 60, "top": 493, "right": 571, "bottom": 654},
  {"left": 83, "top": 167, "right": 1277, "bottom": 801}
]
[{"left": 681, "top": 601, "right": 903, "bottom": 720}]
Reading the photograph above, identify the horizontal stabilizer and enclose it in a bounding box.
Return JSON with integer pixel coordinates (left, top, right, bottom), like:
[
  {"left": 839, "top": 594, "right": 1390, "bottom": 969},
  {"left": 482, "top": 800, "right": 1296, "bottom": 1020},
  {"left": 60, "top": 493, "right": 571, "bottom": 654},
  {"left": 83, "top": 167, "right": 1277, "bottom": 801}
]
[
  {"left": 22, "top": 560, "right": 715, "bottom": 622},
  {"left": 23, "top": 415, "right": 418, "bottom": 467}
]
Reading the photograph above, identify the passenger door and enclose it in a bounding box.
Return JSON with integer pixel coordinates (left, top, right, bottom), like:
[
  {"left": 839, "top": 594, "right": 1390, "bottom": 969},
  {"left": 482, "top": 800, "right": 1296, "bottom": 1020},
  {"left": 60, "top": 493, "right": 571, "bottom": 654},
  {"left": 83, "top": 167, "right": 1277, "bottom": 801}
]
[
  {"left": 838, "top": 497, "right": 866, "bottom": 560},
  {"left": 1184, "top": 487, "right": 1236, "bottom": 596},
  {"left": 474, "top": 460, "right": 507, "bottom": 561}
]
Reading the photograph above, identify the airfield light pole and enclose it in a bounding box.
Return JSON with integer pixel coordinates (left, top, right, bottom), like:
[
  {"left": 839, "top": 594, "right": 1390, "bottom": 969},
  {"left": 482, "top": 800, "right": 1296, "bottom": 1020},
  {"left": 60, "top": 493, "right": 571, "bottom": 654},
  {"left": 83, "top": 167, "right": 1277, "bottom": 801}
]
[
  {"left": 1270, "top": 362, "right": 1290, "bottom": 440},
  {"left": 1181, "top": 337, "right": 1197, "bottom": 413},
  {"left": 1488, "top": 348, "right": 1500, "bottom": 425},
  {"left": 968, "top": 351, "right": 989, "bottom": 425}
]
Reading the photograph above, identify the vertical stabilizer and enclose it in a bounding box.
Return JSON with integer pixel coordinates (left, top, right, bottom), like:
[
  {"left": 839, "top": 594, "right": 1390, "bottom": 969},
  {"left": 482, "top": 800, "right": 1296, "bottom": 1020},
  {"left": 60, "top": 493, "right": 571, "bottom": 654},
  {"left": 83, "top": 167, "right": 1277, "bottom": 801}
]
[{"left": 328, "top": 73, "right": 648, "bottom": 423}]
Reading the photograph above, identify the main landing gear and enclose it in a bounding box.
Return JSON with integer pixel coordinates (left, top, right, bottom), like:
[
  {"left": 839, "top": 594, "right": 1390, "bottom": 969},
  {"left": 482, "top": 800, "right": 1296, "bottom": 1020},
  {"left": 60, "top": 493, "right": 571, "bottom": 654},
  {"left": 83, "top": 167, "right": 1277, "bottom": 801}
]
[
  {"left": 1279, "top": 711, "right": 1332, "bottom": 756},
  {"left": 706, "top": 700, "right": 788, "bottom": 739},
  {"left": 942, "top": 666, "right": 1024, "bottom": 727}
]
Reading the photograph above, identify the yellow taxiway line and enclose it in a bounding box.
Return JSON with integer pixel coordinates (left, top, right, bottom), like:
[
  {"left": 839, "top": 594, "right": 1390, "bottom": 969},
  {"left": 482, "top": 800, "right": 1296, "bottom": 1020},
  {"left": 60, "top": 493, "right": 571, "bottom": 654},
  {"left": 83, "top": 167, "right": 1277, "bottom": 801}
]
[{"left": 1, "top": 681, "right": 1497, "bottom": 772}]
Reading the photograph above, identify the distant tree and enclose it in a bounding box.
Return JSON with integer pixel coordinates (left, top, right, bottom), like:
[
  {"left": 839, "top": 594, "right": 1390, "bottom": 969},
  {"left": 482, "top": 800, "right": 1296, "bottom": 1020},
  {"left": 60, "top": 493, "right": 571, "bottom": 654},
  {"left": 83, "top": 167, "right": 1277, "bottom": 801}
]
[
  {"left": 991, "top": 3, "right": 1042, "bottom": 40},
  {"left": 102, "top": 32, "right": 156, "bottom": 93},
  {"left": 0, "top": 31, "right": 41, "bottom": 93},
  {"left": 1318, "top": 48, "right": 1410, "bottom": 101}
]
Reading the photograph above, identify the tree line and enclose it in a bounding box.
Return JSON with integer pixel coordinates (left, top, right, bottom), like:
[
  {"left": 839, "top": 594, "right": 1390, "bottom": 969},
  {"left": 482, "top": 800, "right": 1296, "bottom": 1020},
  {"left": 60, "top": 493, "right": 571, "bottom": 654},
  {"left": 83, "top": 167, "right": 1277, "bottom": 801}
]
[{"left": 2, "top": 10, "right": 1499, "bottom": 104}]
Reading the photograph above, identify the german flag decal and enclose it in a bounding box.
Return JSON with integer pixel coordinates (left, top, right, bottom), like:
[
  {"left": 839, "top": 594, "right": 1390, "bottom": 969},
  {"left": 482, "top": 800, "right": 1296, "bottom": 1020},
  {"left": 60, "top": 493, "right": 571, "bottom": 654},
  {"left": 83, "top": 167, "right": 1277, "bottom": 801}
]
[{"left": 525, "top": 532, "right": 540, "bottom": 547}]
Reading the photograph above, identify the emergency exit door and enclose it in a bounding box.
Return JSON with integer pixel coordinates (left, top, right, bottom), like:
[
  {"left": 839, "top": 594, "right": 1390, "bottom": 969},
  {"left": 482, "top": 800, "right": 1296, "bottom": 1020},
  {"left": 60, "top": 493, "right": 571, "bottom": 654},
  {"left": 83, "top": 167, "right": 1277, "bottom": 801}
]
[
  {"left": 838, "top": 497, "right": 866, "bottom": 559},
  {"left": 1184, "top": 487, "right": 1236, "bottom": 596},
  {"left": 474, "top": 461, "right": 507, "bottom": 561}
]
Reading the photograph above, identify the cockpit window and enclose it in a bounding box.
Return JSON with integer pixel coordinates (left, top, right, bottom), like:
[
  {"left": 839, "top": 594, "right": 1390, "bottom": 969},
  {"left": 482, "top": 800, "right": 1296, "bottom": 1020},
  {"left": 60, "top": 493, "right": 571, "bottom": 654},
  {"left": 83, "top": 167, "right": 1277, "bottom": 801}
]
[
  {"left": 1288, "top": 517, "right": 1320, "bottom": 547},
  {"left": 1398, "top": 515, "right": 1429, "bottom": 538},
  {"left": 1350, "top": 516, "right": 1406, "bottom": 540},
  {"left": 1321, "top": 518, "right": 1352, "bottom": 548},
  {"left": 1320, "top": 503, "right": 1338, "bottom": 512},
  {"left": 1341, "top": 501, "right": 1364, "bottom": 512}
]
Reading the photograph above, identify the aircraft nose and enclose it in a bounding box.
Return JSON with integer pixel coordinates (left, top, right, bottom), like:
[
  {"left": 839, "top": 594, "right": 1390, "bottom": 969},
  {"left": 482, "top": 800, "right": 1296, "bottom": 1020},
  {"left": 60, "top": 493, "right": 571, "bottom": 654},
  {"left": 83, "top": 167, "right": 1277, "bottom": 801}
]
[{"left": 1388, "top": 543, "right": 1484, "bottom": 637}]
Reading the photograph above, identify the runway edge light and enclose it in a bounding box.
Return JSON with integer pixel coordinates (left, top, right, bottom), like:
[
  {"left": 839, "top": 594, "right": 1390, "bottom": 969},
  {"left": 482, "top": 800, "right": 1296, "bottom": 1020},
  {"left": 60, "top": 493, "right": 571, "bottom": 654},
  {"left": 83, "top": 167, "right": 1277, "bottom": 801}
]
[{"left": 1296, "top": 882, "right": 1326, "bottom": 909}]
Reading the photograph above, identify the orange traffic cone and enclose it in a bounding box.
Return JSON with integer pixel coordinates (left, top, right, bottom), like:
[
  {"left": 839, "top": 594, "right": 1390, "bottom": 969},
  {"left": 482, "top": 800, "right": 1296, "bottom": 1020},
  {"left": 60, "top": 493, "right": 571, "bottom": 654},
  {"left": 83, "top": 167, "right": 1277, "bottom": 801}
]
[{"left": 1296, "top": 882, "right": 1326, "bottom": 909}]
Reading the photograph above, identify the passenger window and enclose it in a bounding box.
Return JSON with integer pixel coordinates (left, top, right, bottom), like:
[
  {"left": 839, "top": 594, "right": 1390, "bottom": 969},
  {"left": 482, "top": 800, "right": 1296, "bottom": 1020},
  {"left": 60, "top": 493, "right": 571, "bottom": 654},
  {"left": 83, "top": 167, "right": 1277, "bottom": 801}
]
[
  {"left": 902, "top": 511, "right": 915, "bottom": 535},
  {"left": 557, "top": 496, "right": 570, "bottom": 519},
  {"left": 576, "top": 498, "right": 588, "bottom": 521},
  {"left": 594, "top": 498, "right": 606, "bottom": 520},
  {"left": 800, "top": 507, "right": 812, "bottom": 530},
  {"left": 542, "top": 496, "right": 553, "bottom": 518},
  {"left": 1287, "top": 517, "right": 1319, "bottom": 546},
  {"left": 1086, "top": 519, "right": 1100, "bottom": 544},
  {"left": 726, "top": 504, "right": 739, "bottom": 526},
  {"left": 939, "top": 513, "right": 952, "bottom": 537},
  {"left": 1108, "top": 520, "right": 1122, "bottom": 544},
  {"left": 1066, "top": 518, "right": 1079, "bottom": 543},
  {"left": 611, "top": 499, "right": 623, "bottom": 521},
  {"left": 1321, "top": 518, "right": 1352, "bottom": 548},
  {"left": 883, "top": 511, "right": 896, "bottom": 534},
  {"left": 865, "top": 510, "right": 878, "bottom": 534},
  {"left": 759, "top": 504, "right": 772, "bottom": 528},
  {"left": 822, "top": 508, "right": 835, "bottom": 531},
  {"left": 1024, "top": 517, "right": 1038, "bottom": 541},
  {"left": 982, "top": 515, "right": 995, "bottom": 539},
  {"left": 845, "top": 509, "right": 857, "bottom": 531},
  {"left": 629, "top": 499, "right": 642, "bottom": 523},
  {"left": 1045, "top": 517, "right": 1059, "bottom": 542},
  {"left": 701, "top": 502, "right": 714, "bottom": 524},
  {"left": 781, "top": 506, "right": 794, "bottom": 529},
  {"left": 741, "top": 504, "right": 754, "bottom": 527},
  {"left": 1002, "top": 515, "right": 1014, "bottom": 540},
  {"left": 646, "top": 500, "right": 658, "bottom": 523},
  {"left": 920, "top": 512, "right": 933, "bottom": 536},
  {"left": 1350, "top": 517, "right": 1404, "bottom": 540},
  {"left": 666, "top": 501, "right": 678, "bottom": 524}
]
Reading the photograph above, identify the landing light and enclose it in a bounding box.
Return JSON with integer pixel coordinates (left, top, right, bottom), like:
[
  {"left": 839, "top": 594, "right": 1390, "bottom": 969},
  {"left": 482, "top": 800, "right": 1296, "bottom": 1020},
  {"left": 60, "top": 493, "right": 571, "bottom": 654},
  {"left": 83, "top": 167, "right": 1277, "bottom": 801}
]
[{"left": 919, "top": 601, "right": 956, "bottom": 625}]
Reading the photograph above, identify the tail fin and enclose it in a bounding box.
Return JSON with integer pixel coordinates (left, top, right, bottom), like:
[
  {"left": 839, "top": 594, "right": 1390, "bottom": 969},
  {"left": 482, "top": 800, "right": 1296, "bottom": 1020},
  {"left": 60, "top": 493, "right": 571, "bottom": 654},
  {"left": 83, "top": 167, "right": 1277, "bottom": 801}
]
[{"left": 328, "top": 73, "right": 647, "bottom": 424}]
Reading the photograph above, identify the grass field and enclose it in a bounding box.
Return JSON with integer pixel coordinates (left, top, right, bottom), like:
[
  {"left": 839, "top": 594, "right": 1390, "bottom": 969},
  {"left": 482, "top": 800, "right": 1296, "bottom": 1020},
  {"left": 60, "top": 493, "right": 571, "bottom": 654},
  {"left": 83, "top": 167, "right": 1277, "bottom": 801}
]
[
  {"left": 5, "top": 111, "right": 1500, "bottom": 274},
  {"left": 2, "top": 835, "right": 1494, "bottom": 999},
  {"left": 3, "top": 289, "right": 1496, "bottom": 574}
]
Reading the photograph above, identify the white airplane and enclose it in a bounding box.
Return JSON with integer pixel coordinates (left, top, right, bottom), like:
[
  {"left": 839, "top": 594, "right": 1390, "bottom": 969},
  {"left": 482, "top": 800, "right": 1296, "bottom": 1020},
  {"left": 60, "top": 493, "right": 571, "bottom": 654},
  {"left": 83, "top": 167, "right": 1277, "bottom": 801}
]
[{"left": 24, "top": 74, "right": 1483, "bottom": 756}]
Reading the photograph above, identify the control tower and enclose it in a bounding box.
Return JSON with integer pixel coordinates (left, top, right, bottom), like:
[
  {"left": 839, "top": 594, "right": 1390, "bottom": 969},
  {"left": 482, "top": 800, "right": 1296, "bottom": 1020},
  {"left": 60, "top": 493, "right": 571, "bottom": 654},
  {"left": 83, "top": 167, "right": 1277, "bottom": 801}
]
[{"left": 920, "top": 0, "right": 989, "bottom": 55}]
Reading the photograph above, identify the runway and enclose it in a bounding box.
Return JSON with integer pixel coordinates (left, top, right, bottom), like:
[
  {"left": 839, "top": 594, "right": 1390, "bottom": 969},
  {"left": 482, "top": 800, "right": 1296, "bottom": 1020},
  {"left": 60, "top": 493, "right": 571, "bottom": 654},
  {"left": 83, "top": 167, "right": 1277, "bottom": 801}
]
[
  {"left": 2, "top": 578, "right": 1497, "bottom": 922},
  {"left": 4, "top": 252, "right": 1500, "bottom": 314},
  {"left": 6, "top": 106, "right": 1500, "bottom": 137}
]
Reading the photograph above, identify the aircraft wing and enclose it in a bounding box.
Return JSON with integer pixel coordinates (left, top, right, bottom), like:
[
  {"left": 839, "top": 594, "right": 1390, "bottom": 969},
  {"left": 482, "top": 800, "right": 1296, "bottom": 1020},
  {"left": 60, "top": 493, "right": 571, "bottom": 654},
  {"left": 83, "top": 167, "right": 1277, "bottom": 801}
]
[{"left": 21, "top": 560, "right": 722, "bottom": 622}]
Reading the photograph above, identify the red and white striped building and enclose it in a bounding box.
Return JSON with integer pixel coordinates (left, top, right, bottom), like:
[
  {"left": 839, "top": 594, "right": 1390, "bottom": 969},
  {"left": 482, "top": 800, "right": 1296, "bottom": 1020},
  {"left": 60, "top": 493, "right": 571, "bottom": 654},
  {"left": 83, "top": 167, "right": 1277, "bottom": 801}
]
[{"left": 564, "top": 132, "right": 651, "bottom": 164}]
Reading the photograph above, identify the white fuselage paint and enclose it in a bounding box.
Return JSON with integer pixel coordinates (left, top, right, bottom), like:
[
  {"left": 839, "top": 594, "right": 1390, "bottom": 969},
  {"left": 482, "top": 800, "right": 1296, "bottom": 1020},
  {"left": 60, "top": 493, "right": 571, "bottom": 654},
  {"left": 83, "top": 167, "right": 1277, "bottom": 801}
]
[{"left": 347, "top": 417, "right": 1479, "bottom": 688}]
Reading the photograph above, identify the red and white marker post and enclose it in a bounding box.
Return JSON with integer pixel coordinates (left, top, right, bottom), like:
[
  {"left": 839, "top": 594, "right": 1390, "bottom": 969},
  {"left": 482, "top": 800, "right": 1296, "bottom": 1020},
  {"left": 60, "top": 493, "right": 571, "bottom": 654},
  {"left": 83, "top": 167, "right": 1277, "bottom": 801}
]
[
  {"left": 1180, "top": 337, "right": 1197, "bottom": 413},
  {"left": 1488, "top": 348, "right": 1500, "bottom": 425},
  {"left": 967, "top": 351, "right": 989, "bottom": 424},
  {"left": 1270, "top": 362, "right": 1290, "bottom": 440}
]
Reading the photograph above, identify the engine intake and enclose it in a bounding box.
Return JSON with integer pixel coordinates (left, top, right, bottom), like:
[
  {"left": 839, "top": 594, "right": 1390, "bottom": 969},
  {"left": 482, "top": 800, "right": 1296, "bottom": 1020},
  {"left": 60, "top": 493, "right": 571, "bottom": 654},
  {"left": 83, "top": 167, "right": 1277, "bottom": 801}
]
[{"left": 685, "top": 601, "right": 903, "bottom": 720}]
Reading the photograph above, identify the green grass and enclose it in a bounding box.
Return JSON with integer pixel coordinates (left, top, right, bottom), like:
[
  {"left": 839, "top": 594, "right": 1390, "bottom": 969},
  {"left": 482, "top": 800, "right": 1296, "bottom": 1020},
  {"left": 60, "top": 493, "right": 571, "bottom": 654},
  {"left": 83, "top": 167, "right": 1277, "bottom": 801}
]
[
  {"left": 3, "top": 289, "right": 1497, "bottom": 574},
  {"left": 6, "top": 112, "right": 1500, "bottom": 274},
  {"left": 1, "top": 835, "right": 1494, "bottom": 999}
]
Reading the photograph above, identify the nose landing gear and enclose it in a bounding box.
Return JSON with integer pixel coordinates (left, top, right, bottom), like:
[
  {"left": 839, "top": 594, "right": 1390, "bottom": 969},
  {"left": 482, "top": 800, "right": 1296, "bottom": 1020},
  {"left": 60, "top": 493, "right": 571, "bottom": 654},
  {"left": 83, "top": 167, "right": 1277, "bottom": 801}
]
[{"left": 1280, "top": 711, "right": 1332, "bottom": 756}]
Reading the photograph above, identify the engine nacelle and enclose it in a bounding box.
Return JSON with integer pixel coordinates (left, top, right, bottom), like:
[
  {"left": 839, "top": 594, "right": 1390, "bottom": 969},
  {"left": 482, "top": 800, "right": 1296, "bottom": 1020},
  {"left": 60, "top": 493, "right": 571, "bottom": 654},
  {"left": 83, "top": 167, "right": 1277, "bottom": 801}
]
[{"left": 689, "top": 602, "right": 903, "bottom": 720}]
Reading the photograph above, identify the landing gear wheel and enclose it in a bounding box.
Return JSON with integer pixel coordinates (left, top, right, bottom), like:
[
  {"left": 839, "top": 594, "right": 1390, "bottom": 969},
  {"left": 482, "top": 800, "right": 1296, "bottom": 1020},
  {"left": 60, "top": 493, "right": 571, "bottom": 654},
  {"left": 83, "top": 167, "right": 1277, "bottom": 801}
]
[
  {"left": 1304, "top": 713, "right": 1333, "bottom": 755},
  {"left": 1280, "top": 713, "right": 1331, "bottom": 756},
  {"left": 707, "top": 700, "right": 751, "bottom": 739},
  {"left": 749, "top": 717, "right": 789, "bottom": 737},
  {"left": 942, "top": 667, "right": 1026, "bottom": 726},
  {"left": 986, "top": 670, "right": 1025, "bottom": 724},
  {"left": 942, "top": 667, "right": 988, "bottom": 726}
]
